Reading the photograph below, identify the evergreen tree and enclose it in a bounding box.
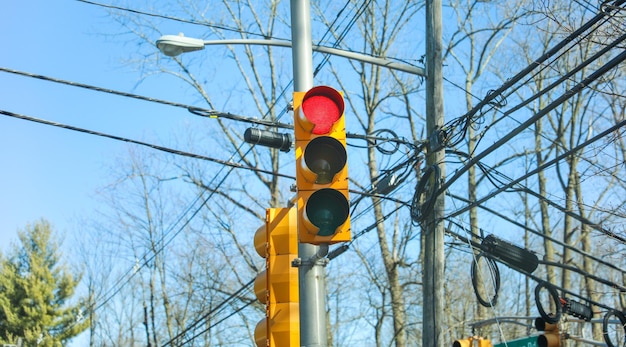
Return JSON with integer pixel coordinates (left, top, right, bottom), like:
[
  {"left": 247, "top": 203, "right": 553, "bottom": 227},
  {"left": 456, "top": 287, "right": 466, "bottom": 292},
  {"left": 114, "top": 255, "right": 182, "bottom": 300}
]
[{"left": 0, "top": 219, "right": 88, "bottom": 346}]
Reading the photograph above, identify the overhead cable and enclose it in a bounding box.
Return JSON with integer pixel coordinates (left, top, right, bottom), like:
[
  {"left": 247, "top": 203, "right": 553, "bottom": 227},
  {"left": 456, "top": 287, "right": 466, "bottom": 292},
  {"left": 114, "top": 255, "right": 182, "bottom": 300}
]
[
  {"left": 458, "top": 0, "right": 624, "bottom": 123},
  {"left": 160, "top": 278, "right": 255, "bottom": 347},
  {"left": 444, "top": 224, "right": 617, "bottom": 312},
  {"left": 0, "top": 67, "right": 412, "bottom": 147},
  {"left": 75, "top": 0, "right": 282, "bottom": 39},
  {"left": 446, "top": 116, "right": 626, "bottom": 244},
  {"left": 0, "top": 67, "right": 292, "bottom": 129},
  {"left": 443, "top": 2, "right": 625, "bottom": 149},
  {"left": 0, "top": 109, "right": 294, "bottom": 179},
  {"left": 447, "top": 193, "right": 626, "bottom": 275},
  {"left": 441, "top": 48, "right": 626, "bottom": 198}
]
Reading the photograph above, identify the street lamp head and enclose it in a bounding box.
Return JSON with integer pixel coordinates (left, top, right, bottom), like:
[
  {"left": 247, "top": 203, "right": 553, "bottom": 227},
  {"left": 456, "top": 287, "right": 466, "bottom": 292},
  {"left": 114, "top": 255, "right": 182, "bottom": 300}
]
[{"left": 156, "top": 34, "right": 205, "bottom": 57}]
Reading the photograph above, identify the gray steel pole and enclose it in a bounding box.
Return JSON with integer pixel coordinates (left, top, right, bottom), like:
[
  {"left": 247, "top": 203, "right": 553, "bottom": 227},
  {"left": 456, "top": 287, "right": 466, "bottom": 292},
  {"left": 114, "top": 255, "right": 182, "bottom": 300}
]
[
  {"left": 290, "top": 1, "right": 328, "bottom": 346},
  {"left": 423, "top": 0, "right": 445, "bottom": 346}
]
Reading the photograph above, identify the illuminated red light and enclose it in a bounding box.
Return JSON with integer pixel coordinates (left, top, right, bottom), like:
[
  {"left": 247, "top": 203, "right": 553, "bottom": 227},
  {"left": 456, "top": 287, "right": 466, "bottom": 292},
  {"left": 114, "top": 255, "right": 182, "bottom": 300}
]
[{"left": 301, "top": 86, "right": 344, "bottom": 135}]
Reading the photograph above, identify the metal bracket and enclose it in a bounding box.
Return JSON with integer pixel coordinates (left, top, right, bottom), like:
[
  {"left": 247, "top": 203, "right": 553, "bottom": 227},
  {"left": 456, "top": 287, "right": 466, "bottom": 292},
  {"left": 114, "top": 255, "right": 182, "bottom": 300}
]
[
  {"left": 428, "top": 127, "right": 446, "bottom": 152},
  {"left": 291, "top": 243, "right": 330, "bottom": 267},
  {"left": 292, "top": 257, "right": 329, "bottom": 267}
]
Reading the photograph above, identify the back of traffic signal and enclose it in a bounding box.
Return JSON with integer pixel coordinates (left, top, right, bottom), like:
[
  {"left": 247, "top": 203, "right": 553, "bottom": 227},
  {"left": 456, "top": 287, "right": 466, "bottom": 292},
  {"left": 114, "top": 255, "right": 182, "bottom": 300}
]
[{"left": 253, "top": 208, "right": 299, "bottom": 347}]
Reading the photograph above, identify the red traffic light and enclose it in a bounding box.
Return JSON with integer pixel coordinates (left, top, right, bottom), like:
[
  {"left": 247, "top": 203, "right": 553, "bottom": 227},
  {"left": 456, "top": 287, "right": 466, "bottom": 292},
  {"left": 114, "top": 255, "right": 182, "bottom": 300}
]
[
  {"left": 294, "top": 86, "right": 351, "bottom": 244},
  {"left": 298, "top": 86, "right": 345, "bottom": 135}
]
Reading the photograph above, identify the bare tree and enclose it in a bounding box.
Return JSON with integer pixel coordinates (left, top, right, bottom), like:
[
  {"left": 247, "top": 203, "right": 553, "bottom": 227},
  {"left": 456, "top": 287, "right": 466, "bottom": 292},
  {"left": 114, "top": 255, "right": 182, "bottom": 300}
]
[{"left": 76, "top": 1, "right": 626, "bottom": 346}]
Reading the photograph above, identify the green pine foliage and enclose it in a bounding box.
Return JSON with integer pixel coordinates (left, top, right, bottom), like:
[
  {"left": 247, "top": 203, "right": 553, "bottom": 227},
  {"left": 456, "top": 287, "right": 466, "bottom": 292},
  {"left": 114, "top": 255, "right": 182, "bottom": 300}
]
[{"left": 0, "top": 219, "right": 88, "bottom": 346}]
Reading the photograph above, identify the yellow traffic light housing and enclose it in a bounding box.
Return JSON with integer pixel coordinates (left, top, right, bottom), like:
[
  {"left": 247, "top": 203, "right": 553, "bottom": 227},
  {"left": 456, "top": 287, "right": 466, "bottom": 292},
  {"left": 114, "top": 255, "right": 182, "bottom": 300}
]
[
  {"left": 535, "top": 317, "right": 561, "bottom": 347},
  {"left": 453, "top": 339, "right": 472, "bottom": 347},
  {"left": 253, "top": 208, "right": 300, "bottom": 347},
  {"left": 453, "top": 337, "right": 492, "bottom": 347},
  {"left": 293, "top": 86, "right": 351, "bottom": 244}
]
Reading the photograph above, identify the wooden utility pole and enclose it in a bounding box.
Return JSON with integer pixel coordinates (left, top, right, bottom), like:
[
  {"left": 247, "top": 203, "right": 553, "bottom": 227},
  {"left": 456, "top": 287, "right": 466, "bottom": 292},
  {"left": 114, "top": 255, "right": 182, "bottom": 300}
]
[{"left": 423, "top": 0, "right": 445, "bottom": 346}]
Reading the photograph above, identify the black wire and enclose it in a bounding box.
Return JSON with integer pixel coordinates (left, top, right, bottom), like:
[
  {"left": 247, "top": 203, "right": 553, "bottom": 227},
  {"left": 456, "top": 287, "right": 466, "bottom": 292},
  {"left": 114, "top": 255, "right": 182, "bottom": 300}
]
[
  {"left": 176, "top": 300, "right": 255, "bottom": 347},
  {"left": 602, "top": 309, "right": 626, "bottom": 347},
  {"left": 535, "top": 281, "right": 562, "bottom": 324},
  {"left": 75, "top": 141, "right": 256, "bottom": 330},
  {"left": 471, "top": 253, "right": 501, "bottom": 308},
  {"left": 441, "top": 48, "right": 626, "bottom": 204},
  {"left": 1, "top": 66, "right": 413, "bottom": 149},
  {"left": 442, "top": 2, "right": 625, "bottom": 150},
  {"left": 411, "top": 164, "right": 441, "bottom": 225},
  {"left": 445, "top": 223, "right": 620, "bottom": 313},
  {"left": 312, "top": 0, "right": 372, "bottom": 77},
  {"left": 0, "top": 67, "right": 292, "bottom": 130},
  {"left": 539, "top": 259, "right": 626, "bottom": 292},
  {"left": 0, "top": 109, "right": 294, "bottom": 180},
  {"left": 445, "top": 115, "right": 626, "bottom": 244},
  {"left": 75, "top": 0, "right": 285, "bottom": 40},
  {"left": 160, "top": 278, "right": 255, "bottom": 347},
  {"left": 458, "top": 0, "right": 624, "bottom": 123},
  {"left": 447, "top": 193, "right": 626, "bottom": 276}
]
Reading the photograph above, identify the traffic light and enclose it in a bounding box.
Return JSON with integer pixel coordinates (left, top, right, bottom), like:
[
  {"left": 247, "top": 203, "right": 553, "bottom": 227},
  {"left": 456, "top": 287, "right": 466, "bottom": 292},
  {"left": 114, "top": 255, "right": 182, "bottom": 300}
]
[
  {"left": 535, "top": 317, "right": 561, "bottom": 347},
  {"left": 293, "top": 86, "right": 350, "bottom": 244},
  {"left": 453, "top": 339, "right": 472, "bottom": 347},
  {"left": 453, "top": 337, "right": 492, "bottom": 347},
  {"left": 253, "top": 208, "right": 300, "bottom": 347},
  {"left": 476, "top": 338, "right": 492, "bottom": 347}
]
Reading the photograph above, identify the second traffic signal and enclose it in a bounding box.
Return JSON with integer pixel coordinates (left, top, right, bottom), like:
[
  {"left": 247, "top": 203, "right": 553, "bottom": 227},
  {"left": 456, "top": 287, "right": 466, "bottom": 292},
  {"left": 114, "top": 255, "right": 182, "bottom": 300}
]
[
  {"left": 535, "top": 317, "right": 561, "bottom": 347},
  {"left": 253, "top": 208, "right": 299, "bottom": 347},
  {"left": 453, "top": 337, "right": 492, "bottom": 347},
  {"left": 293, "top": 86, "right": 350, "bottom": 245}
]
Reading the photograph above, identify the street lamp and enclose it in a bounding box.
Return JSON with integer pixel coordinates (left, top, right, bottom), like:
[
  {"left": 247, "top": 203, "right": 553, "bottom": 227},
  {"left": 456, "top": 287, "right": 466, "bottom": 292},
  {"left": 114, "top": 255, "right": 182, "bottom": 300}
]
[
  {"left": 156, "top": 34, "right": 205, "bottom": 57},
  {"left": 156, "top": 34, "right": 426, "bottom": 77}
]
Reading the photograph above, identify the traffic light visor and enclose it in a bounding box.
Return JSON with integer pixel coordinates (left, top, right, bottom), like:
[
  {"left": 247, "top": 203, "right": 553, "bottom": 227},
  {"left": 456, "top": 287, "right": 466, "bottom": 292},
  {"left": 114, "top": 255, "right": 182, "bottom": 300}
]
[
  {"left": 254, "top": 318, "right": 267, "bottom": 347},
  {"left": 453, "top": 339, "right": 472, "bottom": 347},
  {"left": 302, "top": 136, "right": 347, "bottom": 184},
  {"left": 303, "top": 188, "right": 349, "bottom": 236},
  {"left": 537, "top": 334, "right": 560, "bottom": 347},
  {"left": 254, "top": 270, "right": 268, "bottom": 304},
  {"left": 299, "top": 86, "right": 345, "bottom": 135}
]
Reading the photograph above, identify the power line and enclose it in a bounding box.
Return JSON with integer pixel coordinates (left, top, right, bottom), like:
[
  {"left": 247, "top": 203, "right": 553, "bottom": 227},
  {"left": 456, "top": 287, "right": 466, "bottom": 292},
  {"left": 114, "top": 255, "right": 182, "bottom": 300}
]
[
  {"left": 441, "top": 47, "right": 626, "bottom": 199},
  {"left": 445, "top": 116, "right": 626, "bottom": 244},
  {"left": 0, "top": 67, "right": 414, "bottom": 147},
  {"left": 0, "top": 109, "right": 294, "bottom": 179},
  {"left": 75, "top": 0, "right": 287, "bottom": 40},
  {"left": 160, "top": 278, "right": 255, "bottom": 347},
  {"left": 457, "top": 0, "right": 624, "bottom": 124},
  {"left": 76, "top": 145, "right": 261, "bottom": 332},
  {"left": 0, "top": 66, "right": 292, "bottom": 130},
  {"left": 444, "top": 220, "right": 620, "bottom": 313},
  {"left": 447, "top": 193, "right": 626, "bottom": 276},
  {"left": 443, "top": 6, "right": 625, "bottom": 151}
]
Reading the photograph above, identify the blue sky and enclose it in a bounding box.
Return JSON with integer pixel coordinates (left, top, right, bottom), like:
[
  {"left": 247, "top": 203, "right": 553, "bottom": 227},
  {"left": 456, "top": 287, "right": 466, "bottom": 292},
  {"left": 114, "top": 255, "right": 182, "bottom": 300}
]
[{"left": 0, "top": 1, "right": 203, "bottom": 252}]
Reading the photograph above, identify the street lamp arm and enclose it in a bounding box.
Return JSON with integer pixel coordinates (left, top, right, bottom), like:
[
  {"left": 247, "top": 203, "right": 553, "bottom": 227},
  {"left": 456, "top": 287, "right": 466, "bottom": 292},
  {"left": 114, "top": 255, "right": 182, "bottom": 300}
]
[
  {"left": 157, "top": 35, "right": 426, "bottom": 77},
  {"left": 203, "top": 39, "right": 426, "bottom": 77}
]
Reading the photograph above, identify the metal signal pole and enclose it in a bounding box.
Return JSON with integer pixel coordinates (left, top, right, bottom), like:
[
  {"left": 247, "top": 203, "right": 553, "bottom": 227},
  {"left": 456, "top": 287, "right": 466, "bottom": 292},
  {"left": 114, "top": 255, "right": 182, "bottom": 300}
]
[{"left": 290, "top": 1, "right": 328, "bottom": 346}]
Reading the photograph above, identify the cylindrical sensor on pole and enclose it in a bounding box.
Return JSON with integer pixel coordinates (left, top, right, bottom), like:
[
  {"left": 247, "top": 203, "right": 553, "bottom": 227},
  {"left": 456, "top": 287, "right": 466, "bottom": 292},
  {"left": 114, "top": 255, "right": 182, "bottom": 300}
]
[{"left": 244, "top": 128, "right": 292, "bottom": 152}]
